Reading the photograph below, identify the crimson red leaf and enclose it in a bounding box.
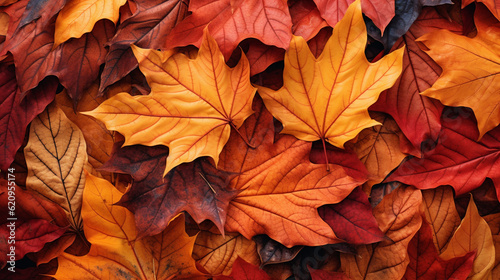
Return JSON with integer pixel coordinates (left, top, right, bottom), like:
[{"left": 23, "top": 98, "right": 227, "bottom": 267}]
[
  {"left": 215, "top": 257, "right": 272, "bottom": 280},
  {"left": 166, "top": 0, "right": 292, "bottom": 60},
  {"left": 309, "top": 267, "right": 351, "bottom": 280},
  {"left": 403, "top": 216, "right": 475, "bottom": 280},
  {"left": 99, "top": 0, "right": 188, "bottom": 92},
  {"left": 0, "top": 64, "right": 56, "bottom": 171},
  {"left": 319, "top": 187, "right": 385, "bottom": 245},
  {"left": 387, "top": 110, "right": 500, "bottom": 198},
  {"left": 370, "top": 7, "right": 462, "bottom": 153},
  {"left": 103, "top": 145, "right": 238, "bottom": 237}
]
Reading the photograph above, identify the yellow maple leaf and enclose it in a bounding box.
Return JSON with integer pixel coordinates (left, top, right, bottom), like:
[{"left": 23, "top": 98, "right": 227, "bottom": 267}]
[
  {"left": 257, "top": 0, "right": 403, "bottom": 155},
  {"left": 85, "top": 29, "right": 256, "bottom": 175}
]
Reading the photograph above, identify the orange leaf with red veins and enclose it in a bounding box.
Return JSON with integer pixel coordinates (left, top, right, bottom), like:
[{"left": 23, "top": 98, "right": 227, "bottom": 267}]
[
  {"left": 257, "top": 0, "right": 403, "bottom": 153},
  {"left": 193, "top": 222, "right": 259, "bottom": 276},
  {"left": 218, "top": 98, "right": 367, "bottom": 247},
  {"left": 341, "top": 186, "right": 422, "bottom": 280},
  {"left": 166, "top": 0, "right": 292, "bottom": 60},
  {"left": 421, "top": 187, "right": 461, "bottom": 253},
  {"left": 86, "top": 29, "right": 256, "bottom": 175},
  {"left": 53, "top": 0, "right": 126, "bottom": 48},
  {"left": 53, "top": 174, "right": 203, "bottom": 280},
  {"left": 418, "top": 6, "right": 500, "bottom": 139},
  {"left": 345, "top": 113, "right": 407, "bottom": 188},
  {"left": 440, "top": 197, "right": 495, "bottom": 280}
]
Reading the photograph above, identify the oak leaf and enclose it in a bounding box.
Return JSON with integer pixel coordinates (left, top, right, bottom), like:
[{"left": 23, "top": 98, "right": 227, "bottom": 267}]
[
  {"left": 53, "top": 174, "right": 203, "bottom": 280},
  {"left": 218, "top": 98, "right": 366, "bottom": 247},
  {"left": 418, "top": 7, "right": 500, "bottom": 138},
  {"left": 440, "top": 197, "right": 495, "bottom": 280},
  {"left": 166, "top": 0, "right": 293, "bottom": 60},
  {"left": 53, "top": 0, "right": 126, "bottom": 48},
  {"left": 87, "top": 29, "right": 256, "bottom": 175},
  {"left": 24, "top": 103, "right": 87, "bottom": 231},
  {"left": 257, "top": 0, "right": 404, "bottom": 152},
  {"left": 192, "top": 222, "right": 260, "bottom": 276},
  {"left": 386, "top": 111, "right": 500, "bottom": 199},
  {"left": 341, "top": 185, "right": 422, "bottom": 280}
]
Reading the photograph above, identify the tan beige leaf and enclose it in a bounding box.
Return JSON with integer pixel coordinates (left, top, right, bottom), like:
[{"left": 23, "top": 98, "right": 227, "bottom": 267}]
[
  {"left": 341, "top": 185, "right": 422, "bottom": 280},
  {"left": 345, "top": 112, "right": 406, "bottom": 187},
  {"left": 24, "top": 103, "right": 87, "bottom": 231},
  {"left": 440, "top": 197, "right": 495, "bottom": 280},
  {"left": 421, "top": 186, "right": 461, "bottom": 253},
  {"left": 193, "top": 223, "right": 259, "bottom": 276}
]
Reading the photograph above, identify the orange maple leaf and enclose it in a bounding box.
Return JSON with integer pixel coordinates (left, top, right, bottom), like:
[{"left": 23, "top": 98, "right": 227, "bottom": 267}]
[
  {"left": 85, "top": 29, "right": 256, "bottom": 175},
  {"left": 257, "top": 0, "right": 403, "bottom": 165}
]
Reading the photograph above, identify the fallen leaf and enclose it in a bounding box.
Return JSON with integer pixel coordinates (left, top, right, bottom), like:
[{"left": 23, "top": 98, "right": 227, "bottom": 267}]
[
  {"left": 312, "top": 0, "right": 353, "bottom": 27},
  {"left": 463, "top": 0, "right": 500, "bottom": 21},
  {"left": 193, "top": 222, "right": 260, "bottom": 276},
  {"left": 403, "top": 215, "right": 475, "bottom": 280},
  {"left": 345, "top": 113, "right": 407, "bottom": 187},
  {"left": 86, "top": 29, "right": 256, "bottom": 175},
  {"left": 0, "top": 64, "right": 56, "bottom": 171},
  {"left": 116, "top": 153, "right": 238, "bottom": 237},
  {"left": 341, "top": 185, "right": 422, "bottom": 280},
  {"left": 319, "top": 187, "right": 385, "bottom": 245},
  {"left": 99, "top": 0, "right": 188, "bottom": 92},
  {"left": 370, "top": 7, "right": 461, "bottom": 153},
  {"left": 166, "top": 0, "right": 293, "bottom": 60},
  {"left": 219, "top": 98, "right": 366, "bottom": 247},
  {"left": 53, "top": 0, "right": 126, "bottom": 48},
  {"left": 257, "top": 0, "right": 403, "bottom": 152},
  {"left": 24, "top": 103, "right": 87, "bottom": 231},
  {"left": 361, "top": 0, "right": 394, "bottom": 33},
  {"left": 289, "top": 0, "right": 327, "bottom": 41},
  {"left": 418, "top": 6, "right": 500, "bottom": 138},
  {"left": 308, "top": 267, "right": 351, "bottom": 280},
  {"left": 421, "top": 186, "right": 461, "bottom": 253},
  {"left": 18, "top": 0, "right": 65, "bottom": 29},
  {"left": 53, "top": 174, "right": 203, "bottom": 280},
  {"left": 214, "top": 257, "right": 272, "bottom": 280},
  {"left": 440, "top": 197, "right": 495, "bottom": 280},
  {"left": 484, "top": 213, "right": 500, "bottom": 279},
  {"left": 253, "top": 235, "right": 303, "bottom": 266},
  {"left": 386, "top": 111, "right": 500, "bottom": 198}
]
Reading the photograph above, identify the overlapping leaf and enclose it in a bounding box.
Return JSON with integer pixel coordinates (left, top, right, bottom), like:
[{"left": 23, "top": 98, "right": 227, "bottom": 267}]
[
  {"left": 87, "top": 29, "right": 256, "bottom": 175},
  {"left": 53, "top": 174, "right": 203, "bottom": 280},
  {"left": 418, "top": 6, "right": 500, "bottom": 138},
  {"left": 166, "top": 0, "right": 293, "bottom": 60},
  {"left": 24, "top": 103, "right": 87, "bottom": 231},
  {"left": 257, "top": 0, "right": 404, "bottom": 150},
  {"left": 218, "top": 99, "right": 367, "bottom": 247}
]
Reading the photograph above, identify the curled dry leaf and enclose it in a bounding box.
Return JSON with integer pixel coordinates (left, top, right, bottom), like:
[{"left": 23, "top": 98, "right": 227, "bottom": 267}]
[
  {"left": 86, "top": 29, "right": 256, "bottom": 175},
  {"left": 341, "top": 185, "right": 422, "bottom": 280},
  {"left": 53, "top": 174, "right": 203, "bottom": 280},
  {"left": 257, "top": 0, "right": 404, "bottom": 153},
  {"left": 24, "top": 103, "right": 87, "bottom": 231}
]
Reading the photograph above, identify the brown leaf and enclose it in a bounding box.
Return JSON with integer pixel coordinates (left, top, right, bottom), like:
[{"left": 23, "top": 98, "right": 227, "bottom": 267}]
[
  {"left": 24, "top": 103, "right": 87, "bottom": 231},
  {"left": 253, "top": 235, "right": 303, "bottom": 266}
]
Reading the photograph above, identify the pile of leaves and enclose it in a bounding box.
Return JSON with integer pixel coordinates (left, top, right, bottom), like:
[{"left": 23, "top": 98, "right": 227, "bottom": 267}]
[{"left": 0, "top": 0, "right": 499, "bottom": 279}]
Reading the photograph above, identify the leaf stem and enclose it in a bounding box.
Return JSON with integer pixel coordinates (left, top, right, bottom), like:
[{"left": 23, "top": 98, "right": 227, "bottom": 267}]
[
  {"left": 230, "top": 122, "right": 255, "bottom": 149},
  {"left": 321, "top": 137, "right": 330, "bottom": 171}
]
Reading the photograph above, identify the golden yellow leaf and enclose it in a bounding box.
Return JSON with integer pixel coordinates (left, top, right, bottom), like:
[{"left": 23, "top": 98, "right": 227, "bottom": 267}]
[
  {"left": 421, "top": 186, "right": 461, "bottom": 253},
  {"left": 193, "top": 222, "right": 259, "bottom": 276},
  {"left": 54, "top": 0, "right": 126, "bottom": 48},
  {"left": 440, "top": 196, "right": 495, "bottom": 280},
  {"left": 418, "top": 14, "right": 500, "bottom": 139},
  {"left": 86, "top": 29, "right": 256, "bottom": 175},
  {"left": 345, "top": 112, "right": 407, "bottom": 187},
  {"left": 257, "top": 0, "right": 403, "bottom": 150},
  {"left": 53, "top": 174, "right": 203, "bottom": 280},
  {"left": 24, "top": 103, "right": 87, "bottom": 231},
  {"left": 341, "top": 186, "right": 422, "bottom": 280}
]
